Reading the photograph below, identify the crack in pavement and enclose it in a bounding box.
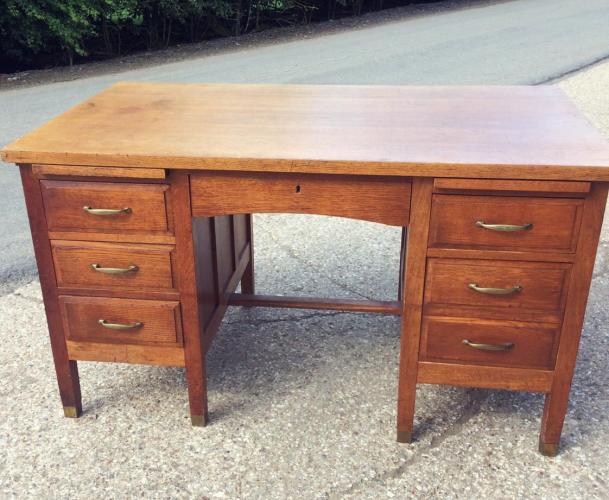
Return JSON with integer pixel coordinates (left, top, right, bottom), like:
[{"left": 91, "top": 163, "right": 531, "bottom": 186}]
[
  {"left": 329, "top": 388, "right": 488, "bottom": 498},
  {"left": 11, "top": 291, "right": 43, "bottom": 305},
  {"left": 224, "top": 309, "right": 352, "bottom": 327},
  {"left": 534, "top": 52, "right": 609, "bottom": 85},
  {"left": 255, "top": 222, "right": 374, "bottom": 301}
]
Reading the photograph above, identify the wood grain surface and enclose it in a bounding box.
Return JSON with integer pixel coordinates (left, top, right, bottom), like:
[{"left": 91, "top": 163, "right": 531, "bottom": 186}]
[
  {"left": 540, "top": 182, "right": 609, "bottom": 450},
  {"left": 19, "top": 164, "right": 83, "bottom": 415},
  {"left": 66, "top": 340, "right": 185, "bottom": 367},
  {"left": 190, "top": 172, "right": 411, "bottom": 226},
  {"left": 428, "top": 195, "right": 583, "bottom": 253},
  {"left": 420, "top": 316, "right": 558, "bottom": 369},
  {"left": 228, "top": 293, "right": 402, "bottom": 315},
  {"left": 423, "top": 258, "right": 570, "bottom": 323},
  {"left": 432, "top": 178, "right": 591, "bottom": 196},
  {"left": 59, "top": 295, "right": 183, "bottom": 345},
  {"left": 51, "top": 240, "right": 175, "bottom": 291},
  {"left": 41, "top": 180, "right": 171, "bottom": 233},
  {"left": 396, "top": 177, "right": 433, "bottom": 442},
  {"left": 417, "top": 362, "right": 553, "bottom": 392},
  {"left": 4, "top": 83, "right": 609, "bottom": 180},
  {"left": 32, "top": 164, "right": 166, "bottom": 179}
]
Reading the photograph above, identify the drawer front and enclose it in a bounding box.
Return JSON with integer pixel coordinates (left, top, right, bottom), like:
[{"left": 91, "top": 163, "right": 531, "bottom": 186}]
[
  {"left": 52, "top": 241, "right": 174, "bottom": 291},
  {"left": 41, "top": 180, "right": 170, "bottom": 233},
  {"left": 424, "top": 259, "right": 570, "bottom": 322},
  {"left": 59, "top": 296, "right": 182, "bottom": 346},
  {"left": 190, "top": 172, "right": 411, "bottom": 227},
  {"left": 429, "top": 195, "right": 583, "bottom": 252},
  {"left": 421, "top": 317, "right": 557, "bottom": 369}
]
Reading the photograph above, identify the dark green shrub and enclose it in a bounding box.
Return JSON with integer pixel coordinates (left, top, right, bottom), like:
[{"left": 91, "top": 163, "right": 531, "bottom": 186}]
[
  {"left": 0, "top": 0, "right": 98, "bottom": 66},
  {"left": 0, "top": 0, "right": 425, "bottom": 71}
]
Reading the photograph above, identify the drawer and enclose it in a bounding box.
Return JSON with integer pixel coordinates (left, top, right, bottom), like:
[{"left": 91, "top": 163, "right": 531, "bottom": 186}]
[
  {"left": 420, "top": 317, "right": 557, "bottom": 369},
  {"left": 424, "top": 258, "right": 570, "bottom": 323},
  {"left": 59, "top": 296, "right": 182, "bottom": 346},
  {"left": 190, "top": 172, "right": 411, "bottom": 226},
  {"left": 41, "top": 180, "right": 171, "bottom": 233},
  {"left": 428, "top": 195, "right": 583, "bottom": 253},
  {"left": 52, "top": 241, "right": 175, "bottom": 291}
]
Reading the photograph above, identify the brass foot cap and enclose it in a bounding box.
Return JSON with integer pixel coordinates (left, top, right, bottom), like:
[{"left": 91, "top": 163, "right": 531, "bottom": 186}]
[
  {"left": 539, "top": 441, "right": 559, "bottom": 457},
  {"left": 63, "top": 406, "right": 81, "bottom": 418},
  {"left": 397, "top": 431, "right": 413, "bottom": 443},
  {"left": 191, "top": 414, "right": 209, "bottom": 427}
]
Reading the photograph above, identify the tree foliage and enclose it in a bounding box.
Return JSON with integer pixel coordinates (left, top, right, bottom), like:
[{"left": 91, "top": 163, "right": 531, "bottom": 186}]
[{"left": 0, "top": 0, "right": 410, "bottom": 71}]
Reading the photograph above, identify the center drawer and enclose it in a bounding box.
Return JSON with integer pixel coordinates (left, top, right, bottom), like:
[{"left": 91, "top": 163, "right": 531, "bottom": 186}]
[
  {"left": 190, "top": 172, "right": 411, "bottom": 227},
  {"left": 52, "top": 240, "right": 175, "bottom": 291},
  {"left": 428, "top": 194, "right": 583, "bottom": 253},
  {"left": 59, "top": 296, "right": 183, "bottom": 346},
  {"left": 420, "top": 317, "right": 558, "bottom": 369},
  {"left": 424, "top": 258, "right": 570, "bottom": 323}
]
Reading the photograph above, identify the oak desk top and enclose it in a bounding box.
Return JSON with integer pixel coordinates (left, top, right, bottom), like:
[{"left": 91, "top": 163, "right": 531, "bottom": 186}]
[{"left": 3, "top": 82, "right": 609, "bottom": 180}]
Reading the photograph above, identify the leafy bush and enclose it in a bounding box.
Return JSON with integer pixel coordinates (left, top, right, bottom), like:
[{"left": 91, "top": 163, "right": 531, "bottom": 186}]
[
  {"left": 0, "top": 0, "right": 98, "bottom": 66},
  {"left": 0, "top": 0, "right": 419, "bottom": 71}
]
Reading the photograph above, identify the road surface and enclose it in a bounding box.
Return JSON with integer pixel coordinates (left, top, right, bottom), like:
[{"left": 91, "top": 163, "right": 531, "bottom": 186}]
[{"left": 2, "top": 0, "right": 609, "bottom": 293}]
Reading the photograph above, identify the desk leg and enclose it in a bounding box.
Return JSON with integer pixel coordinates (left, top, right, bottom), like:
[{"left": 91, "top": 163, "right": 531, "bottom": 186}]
[
  {"left": 171, "top": 172, "right": 209, "bottom": 426},
  {"left": 539, "top": 182, "right": 608, "bottom": 456},
  {"left": 20, "top": 165, "right": 82, "bottom": 417},
  {"left": 396, "top": 178, "right": 433, "bottom": 443},
  {"left": 241, "top": 214, "right": 255, "bottom": 294}
]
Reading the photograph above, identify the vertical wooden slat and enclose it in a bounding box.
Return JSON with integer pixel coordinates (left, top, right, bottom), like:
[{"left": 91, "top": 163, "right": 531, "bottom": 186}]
[
  {"left": 396, "top": 177, "right": 433, "bottom": 442},
  {"left": 398, "top": 227, "right": 407, "bottom": 301},
  {"left": 214, "top": 215, "right": 235, "bottom": 294},
  {"left": 539, "top": 182, "right": 609, "bottom": 455},
  {"left": 232, "top": 214, "right": 248, "bottom": 261},
  {"left": 241, "top": 214, "right": 255, "bottom": 294},
  {"left": 229, "top": 215, "right": 237, "bottom": 272},
  {"left": 169, "top": 171, "right": 208, "bottom": 425},
  {"left": 19, "top": 164, "right": 82, "bottom": 417},
  {"left": 193, "top": 217, "right": 219, "bottom": 331}
]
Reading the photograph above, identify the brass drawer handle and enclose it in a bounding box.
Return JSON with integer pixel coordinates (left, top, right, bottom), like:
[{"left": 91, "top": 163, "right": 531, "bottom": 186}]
[
  {"left": 83, "top": 206, "right": 132, "bottom": 216},
  {"left": 468, "top": 283, "right": 523, "bottom": 295},
  {"left": 98, "top": 319, "right": 143, "bottom": 331},
  {"left": 475, "top": 220, "right": 533, "bottom": 232},
  {"left": 462, "top": 339, "right": 514, "bottom": 351},
  {"left": 91, "top": 263, "right": 139, "bottom": 274}
]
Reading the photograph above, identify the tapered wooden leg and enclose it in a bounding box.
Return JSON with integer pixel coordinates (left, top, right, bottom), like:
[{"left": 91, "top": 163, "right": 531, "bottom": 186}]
[
  {"left": 241, "top": 214, "right": 255, "bottom": 294},
  {"left": 171, "top": 172, "right": 209, "bottom": 426},
  {"left": 539, "top": 388, "right": 569, "bottom": 456},
  {"left": 20, "top": 165, "right": 83, "bottom": 417},
  {"left": 50, "top": 345, "right": 82, "bottom": 418},
  {"left": 397, "top": 179, "right": 433, "bottom": 443},
  {"left": 538, "top": 182, "right": 608, "bottom": 456},
  {"left": 57, "top": 362, "right": 82, "bottom": 417},
  {"left": 396, "top": 314, "right": 417, "bottom": 443},
  {"left": 186, "top": 359, "right": 209, "bottom": 427}
]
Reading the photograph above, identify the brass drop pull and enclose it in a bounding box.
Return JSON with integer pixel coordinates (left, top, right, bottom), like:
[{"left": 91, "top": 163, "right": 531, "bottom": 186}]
[
  {"left": 475, "top": 220, "right": 533, "bottom": 232},
  {"left": 468, "top": 283, "right": 523, "bottom": 295},
  {"left": 83, "top": 206, "right": 132, "bottom": 216},
  {"left": 91, "top": 263, "right": 139, "bottom": 274},
  {"left": 98, "top": 319, "right": 143, "bottom": 331},
  {"left": 462, "top": 339, "right": 514, "bottom": 351}
]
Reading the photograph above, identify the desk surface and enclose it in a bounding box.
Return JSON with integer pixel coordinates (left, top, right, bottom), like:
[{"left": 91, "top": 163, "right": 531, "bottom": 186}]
[{"left": 3, "top": 82, "right": 609, "bottom": 180}]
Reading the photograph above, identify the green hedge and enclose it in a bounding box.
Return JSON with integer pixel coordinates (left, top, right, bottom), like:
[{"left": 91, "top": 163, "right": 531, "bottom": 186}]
[{"left": 0, "top": 0, "right": 410, "bottom": 71}]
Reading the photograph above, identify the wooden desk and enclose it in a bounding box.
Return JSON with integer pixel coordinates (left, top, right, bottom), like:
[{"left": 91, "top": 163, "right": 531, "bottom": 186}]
[{"left": 3, "top": 83, "right": 609, "bottom": 456}]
